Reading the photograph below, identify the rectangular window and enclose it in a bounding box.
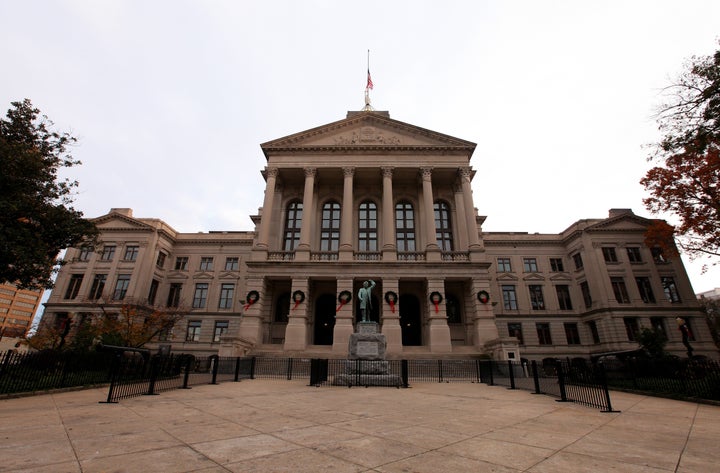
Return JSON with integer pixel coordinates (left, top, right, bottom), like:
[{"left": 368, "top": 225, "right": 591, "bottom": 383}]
[
  {"left": 580, "top": 281, "right": 592, "bottom": 309},
  {"left": 186, "top": 320, "right": 201, "bottom": 342},
  {"left": 661, "top": 276, "right": 681, "bottom": 302},
  {"left": 224, "top": 257, "right": 239, "bottom": 271},
  {"left": 113, "top": 274, "right": 131, "bottom": 300},
  {"left": 650, "top": 316, "right": 667, "bottom": 338},
  {"left": 497, "top": 258, "right": 512, "bottom": 272},
  {"left": 549, "top": 258, "right": 564, "bottom": 272},
  {"left": 523, "top": 258, "right": 538, "bottom": 272},
  {"left": 602, "top": 247, "right": 618, "bottom": 263},
  {"left": 572, "top": 253, "right": 584, "bottom": 270},
  {"left": 611, "top": 277, "right": 630, "bottom": 303},
  {"left": 64, "top": 274, "right": 84, "bottom": 300},
  {"left": 148, "top": 279, "right": 159, "bottom": 305},
  {"left": 564, "top": 323, "right": 581, "bottom": 345},
  {"left": 123, "top": 245, "right": 139, "bottom": 261},
  {"left": 213, "top": 320, "right": 229, "bottom": 342},
  {"left": 167, "top": 283, "right": 182, "bottom": 308},
  {"left": 100, "top": 245, "right": 115, "bottom": 262},
  {"left": 587, "top": 320, "right": 600, "bottom": 344},
  {"left": 555, "top": 285, "right": 573, "bottom": 310},
  {"left": 193, "top": 283, "right": 209, "bottom": 308},
  {"left": 624, "top": 317, "right": 640, "bottom": 341},
  {"left": 635, "top": 277, "right": 656, "bottom": 303},
  {"left": 88, "top": 274, "right": 107, "bottom": 300},
  {"left": 626, "top": 247, "right": 642, "bottom": 263},
  {"left": 508, "top": 323, "right": 524, "bottom": 345},
  {"left": 199, "top": 257, "right": 214, "bottom": 271},
  {"left": 529, "top": 285, "right": 545, "bottom": 310},
  {"left": 651, "top": 247, "right": 666, "bottom": 263},
  {"left": 502, "top": 285, "right": 518, "bottom": 310},
  {"left": 218, "top": 283, "right": 235, "bottom": 309},
  {"left": 536, "top": 323, "right": 552, "bottom": 345},
  {"left": 174, "top": 257, "right": 188, "bottom": 270},
  {"left": 78, "top": 246, "right": 92, "bottom": 261},
  {"left": 156, "top": 251, "right": 167, "bottom": 268}
]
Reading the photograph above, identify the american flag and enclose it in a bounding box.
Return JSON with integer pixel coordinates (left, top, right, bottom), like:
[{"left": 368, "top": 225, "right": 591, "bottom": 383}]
[{"left": 366, "top": 69, "right": 374, "bottom": 90}]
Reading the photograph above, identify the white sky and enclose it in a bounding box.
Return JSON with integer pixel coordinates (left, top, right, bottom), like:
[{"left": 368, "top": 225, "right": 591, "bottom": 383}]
[{"left": 2, "top": 0, "right": 719, "bottom": 293}]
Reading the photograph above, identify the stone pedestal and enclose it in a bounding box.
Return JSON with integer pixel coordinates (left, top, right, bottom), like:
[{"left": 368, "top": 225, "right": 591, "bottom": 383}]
[{"left": 332, "top": 322, "right": 402, "bottom": 387}]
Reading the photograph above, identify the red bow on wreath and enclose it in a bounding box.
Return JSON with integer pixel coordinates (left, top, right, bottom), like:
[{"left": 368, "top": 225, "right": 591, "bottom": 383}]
[
  {"left": 243, "top": 291, "right": 259, "bottom": 311},
  {"left": 336, "top": 291, "right": 352, "bottom": 312},
  {"left": 292, "top": 290, "right": 305, "bottom": 310},
  {"left": 430, "top": 291, "right": 443, "bottom": 313}
]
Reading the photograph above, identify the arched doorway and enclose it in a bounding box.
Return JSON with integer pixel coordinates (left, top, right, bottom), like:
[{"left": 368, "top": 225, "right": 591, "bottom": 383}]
[
  {"left": 399, "top": 294, "right": 422, "bottom": 346},
  {"left": 314, "top": 293, "right": 336, "bottom": 345}
]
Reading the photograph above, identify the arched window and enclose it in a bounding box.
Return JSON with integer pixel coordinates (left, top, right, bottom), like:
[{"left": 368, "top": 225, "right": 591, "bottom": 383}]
[
  {"left": 395, "top": 201, "right": 416, "bottom": 252},
  {"left": 283, "top": 201, "right": 302, "bottom": 251},
  {"left": 320, "top": 201, "right": 341, "bottom": 251},
  {"left": 358, "top": 201, "right": 378, "bottom": 251},
  {"left": 434, "top": 201, "right": 453, "bottom": 251}
]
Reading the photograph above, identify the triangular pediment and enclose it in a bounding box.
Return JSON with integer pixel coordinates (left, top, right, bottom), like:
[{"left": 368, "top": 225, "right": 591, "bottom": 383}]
[
  {"left": 93, "top": 212, "right": 154, "bottom": 231},
  {"left": 587, "top": 213, "right": 654, "bottom": 233},
  {"left": 549, "top": 273, "right": 573, "bottom": 282},
  {"left": 496, "top": 273, "right": 519, "bottom": 282},
  {"left": 522, "top": 273, "right": 546, "bottom": 282},
  {"left": 261, "top": 111, "right": 476, "bottom": 156},
  {"left": 166, "top": 271, "right": 189, "bottom": 280},
  {"left": 193, "top": 272, "right": 214, "bottom": 280}
]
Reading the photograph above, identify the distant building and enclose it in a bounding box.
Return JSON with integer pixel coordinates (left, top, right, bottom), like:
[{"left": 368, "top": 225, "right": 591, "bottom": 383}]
[
  {"left": 697, "top": 288, "right": 720, "bottom": 301},
  {"left": 0, "top": 283, "right": 43, "bottom": 340},
  {"left": 42, "top": 110, "right": 717, "bottom": 360}
]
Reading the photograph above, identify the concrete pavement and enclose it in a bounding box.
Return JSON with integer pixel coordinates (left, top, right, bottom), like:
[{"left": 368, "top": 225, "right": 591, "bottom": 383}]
[{"left": 0, "top": 380, "right": 717, "bottom": 472}]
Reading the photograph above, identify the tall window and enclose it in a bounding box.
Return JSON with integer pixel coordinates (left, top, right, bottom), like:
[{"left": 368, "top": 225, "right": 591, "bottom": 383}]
[
  {"left": 550, "top": 258, "right": 564, "bottom": 272},
  {"left": 502, "top": 285, "right": 518, "bottom": 310},
  {"left": 650, "top": 317, "right": 667, "bottom": 338},
  {"left": 213, "top": 320, "right": 229, "bottom": 342},
  {"left": 395, "top": 201, "right": 416, "bottom": 252},
  {"left": 587, "top": 321, "right": 600, "bottom": 343},
  {"left": 434, "top": 201, "right": 453, "bottom": 251},
  {"left": 123, "top": 245, "right": 139, "bottom": 261},
  {"left": 611, "top": 277, "right": 630, "bottom": 303},
  {"left": 358, "top": 201, "right": 378, "bottom": 251},
  {"left": 148, "top": 279, "right": 159, "bottom": 305},
  {"left": 174, "top": 257, "right": 188, "bottom": 270},
  {"left": 218, "top": 283, "right": 235, "bottom": 309},
  {"left": 624, "top": 317, "right": 640, "bottom": 341},
  {"left": 113, "top": 274, "right": 131, "bottom": 300},
  {"left": 602, "top": 247, "right": 618, "bottom": 263},
  {"left": 536, "top": 323, "right": 552, "bottom": 345},
  {"left": 186, "top": 320, "right": 201, "bottom": 342},
  {"left": 199, "top": 257, "right": 214, "bottom": 271},
  {"left": 167, "top": 283, "right": 182, "bottom": 307},
  {"left": 192, "top": 283, "right": 208, "bottom": 308},
  {"left": 156, "top": 251, "right": 167, "bottom": 268},
  {"left": 64, "top": 274, "right": 84, "bottom": 299},
  {"left": 529, "top": 285, "right": 545, "bottom": 310},
  {"left": 523, "top": 258, "right": 538, "bottom": 272},
  {"left": 508, "top": 323, "right": 524, "bottom": 344},
  {"left": 224, "top": 257, "right": 239, "bottom": 271},
  {"left": 283, "top": 201, "right": 303, "bottom": 251},
  {"left": 580, "top": 281, "right": 592, "bottom": 309},
  {"left": 78, "top": 246, "right": 92, "bottom": 261},
  {"left": 626, "top": 247, "right": 642, "bottom": 263},
  {"left": 88, "top": 274, "right": 107, "bottom": 300},
  {"left": 636, "top": 277, "right": 656, "bottom": 303},
  {"left": 572, "top": 253, "right": 584, "bottom": 270},
  {"left": 555, "top": 285, "right": 573, "bottom": 310},
  {"left": 564, "top": 323, "right": 581, "bottom": 345},
  {"left": 100, "top": 245, "right": 115, "bottom": 262},
  {"left": 497, "top": 258, "right": 512, "bottom": 272},
  {"left": 651, "top": 247, "right": 667, "bottom": 263},
  {"left": 661, "top": 276, "right": 681, "bottom": 302},
  {"left": 320, "top": 201, "right": 341, "bottom": 252}
]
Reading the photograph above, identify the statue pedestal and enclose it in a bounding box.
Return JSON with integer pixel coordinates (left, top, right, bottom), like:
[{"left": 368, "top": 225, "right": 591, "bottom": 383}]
[{"left": 333, "top": 322, "right": 402, "bottom": 387}]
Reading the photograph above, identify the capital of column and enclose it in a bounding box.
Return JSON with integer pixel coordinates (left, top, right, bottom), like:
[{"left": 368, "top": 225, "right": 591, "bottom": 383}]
[
  {"left": 343, "top": 167, "right": 355, "bottom": 178},
  {"left": 420, "top": 167, "right": 433, "bottom": 181},
  {"left": 266, "top": 167, "right": 279, "bottom": 179},
  {"left": 304, "top": 167, "right": 317, "bottom": 178},
  {"left": 381, "top": 166, "right": 394, "bottom": 178},
  {"left": 458, "top": 166, "right": 472, "bottom": 182}
]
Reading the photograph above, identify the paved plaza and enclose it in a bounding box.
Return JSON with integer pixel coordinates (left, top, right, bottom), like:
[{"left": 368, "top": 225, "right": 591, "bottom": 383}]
[{"left": 0, "top": 380, "right": 717, "bottom": 472}]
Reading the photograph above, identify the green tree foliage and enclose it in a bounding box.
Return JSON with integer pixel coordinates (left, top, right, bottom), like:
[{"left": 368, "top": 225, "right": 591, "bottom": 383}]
[
  {"left": 0, "top": 99, "right": 97, "bottom": 289},
  {"left": 641, "top": 45, "right": 720, "bottom": 261},
  {"left": 636, "top": 327, "right": 669, "bottom": 359}
]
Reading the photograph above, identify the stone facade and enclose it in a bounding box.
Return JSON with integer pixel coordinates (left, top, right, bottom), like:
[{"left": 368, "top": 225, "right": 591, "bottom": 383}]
[{"left": 42, "top": 111, "right": 717, "bottom": 360}]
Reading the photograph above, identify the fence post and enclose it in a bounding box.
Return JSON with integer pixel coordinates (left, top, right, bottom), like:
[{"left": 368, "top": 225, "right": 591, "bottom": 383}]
[
  {"left": 401, "top": 360, "right": 409, "bottom": 388},
  {"left": 508, "top": 360, "right": 516, "bottom": 389},
  {"left": 438, "top": 360, "right": 443, "bottom": 383},
  {"left": 210, "top": 355, "right": 220, "bottom": 384},
  {"left": 556, "top": 361, "right": 569, "bottom": 402},
  {"left": 597, "top": 362, "right": 618, "bottom": 412},
  {"left": 250, "top": 357, "right": 256, "bottom": 379},
  {"left": 531, "top": 360, "right": 541, "bottom": 394},
  {"left": 146, "top": 356, "right": 160, "bottom": 395},
  {"left": 287, "top": 358, "right": 294, "bottom": 380},
  {"left": 488, "top": 360, "right": 495, "bottom": 386},
  {"left": 475, "top": 359, "right": 481, "bottom": 383},
  {"left": 100, "top": 353, "right": 122, "bottom": 404},
  {"left": 181, "top": 356, "right": 192, "bottom": 389},
  {"left": 234, "top": 357, "right": 241, "bottom": 382}
]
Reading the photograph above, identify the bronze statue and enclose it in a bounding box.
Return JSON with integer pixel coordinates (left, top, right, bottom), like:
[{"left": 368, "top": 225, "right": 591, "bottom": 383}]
[{"left": 358, "top": 280, "right": 376, "bottom": 322}]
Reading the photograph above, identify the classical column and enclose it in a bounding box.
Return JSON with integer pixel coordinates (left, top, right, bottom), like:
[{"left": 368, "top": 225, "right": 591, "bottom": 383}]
[
  {"left": 420, "top": 167, "right": 440, "bottom": 255},
  {"left": 339, "top": 167, "right": 355, "bottom": 260},
  {"left": 459, "top": 167, "right": 481, "bottom": 249},
  {"left": 297, "top": 168, "right": 316, "bottom": 253},
  {"left": 427, "top": 278, "right": 452, "bottom": 353},
  {"left": 452, "top": 180, "right": 469, "bottom": 251},
  {"left": 381, "top": 167, "right": 396, "bottom": 256},
  {"left": 255, "top": 167, "right": 279, "bottom": 250}
]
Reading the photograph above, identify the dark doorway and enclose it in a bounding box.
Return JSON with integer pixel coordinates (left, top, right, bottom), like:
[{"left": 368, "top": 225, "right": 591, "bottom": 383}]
[
  {"left": 314, "top": 293, "right": 336, "bottom": 345},
  {"left": 399, "top": 294, "right": 422, "bottom": 346}
]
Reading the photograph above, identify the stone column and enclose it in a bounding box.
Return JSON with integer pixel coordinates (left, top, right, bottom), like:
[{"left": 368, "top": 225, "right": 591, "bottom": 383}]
[
  {"left": 459, "top": 167, "right": 481, "bottom": 249},
  {"left": 339, "top": 167, "right": 355, "bottom": 261},
  {"left": 420, "top": 167, "right": 441, "bottom": 261},
  {"left": 284, "top": 277, "right": 309, "bottom": 351},
  {"left": 235, "top": 277, "right": 266, "bottom": 350},
  {"left": 381, "top": 278, "right": 402, "bottom": 355},
  {"left": 426, "top": 278, "right": 452, "bottom": 353},
  {"left": 255, "top": 167, "right": 279, "bottom": 250},
  {"left": 469, "top": 278, "right": 500, "bottom": 349},
  {"left": 333, "top": 278, "right": 355, "bottom": 354},
  {"left": 381, "top": 167, "right": 396, "bottom": 260},
  {"left": 452, "top": 180, "right": 469, "bottom": 251},
  {"left": 295, "top": 167, "right": 316, "bottom": 261}
]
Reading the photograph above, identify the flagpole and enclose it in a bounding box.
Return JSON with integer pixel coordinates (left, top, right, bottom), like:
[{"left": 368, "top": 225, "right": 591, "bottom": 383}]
[{"left": 364, "top": 49, "right": 374, "bottom": 111}]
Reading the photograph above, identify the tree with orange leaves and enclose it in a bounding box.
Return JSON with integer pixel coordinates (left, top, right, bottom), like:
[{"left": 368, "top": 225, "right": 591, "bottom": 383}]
[
  {"left": 96, "top": 299, "right": 186, "bottom": 348},
  {"left": 642, "top": 45, "right": 720, "bottom": 262}
]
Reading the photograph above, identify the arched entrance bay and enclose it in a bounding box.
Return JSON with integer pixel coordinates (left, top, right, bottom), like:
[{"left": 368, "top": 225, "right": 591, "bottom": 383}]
[
  {"left": 313, "top": 293, "right": 336, "bottom": 345},
  {"left": 399, "top": 294, "right": 421, "bottom": 346}
]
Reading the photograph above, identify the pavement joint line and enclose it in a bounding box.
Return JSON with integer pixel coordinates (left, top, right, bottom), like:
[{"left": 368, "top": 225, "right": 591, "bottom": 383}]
[
  {"left": 673, "top": 402, "right": 699, "bottom": 473},
  {"left": 52, "top": 391, "right": 84, "bottom": 473}
]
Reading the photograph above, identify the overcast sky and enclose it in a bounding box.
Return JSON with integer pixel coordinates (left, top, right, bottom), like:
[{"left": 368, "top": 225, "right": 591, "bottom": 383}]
[{"left": 2, "top": 1, "right": 719, "bottom": 293}]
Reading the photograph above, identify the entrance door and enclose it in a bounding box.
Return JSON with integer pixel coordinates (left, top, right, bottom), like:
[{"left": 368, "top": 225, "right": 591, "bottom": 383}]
[
  {"left": 314, "top": 293, "right": 336, "bottom": 345},
  {"left": 399, "top": 294, "right": 422, "bottom": 346}
]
